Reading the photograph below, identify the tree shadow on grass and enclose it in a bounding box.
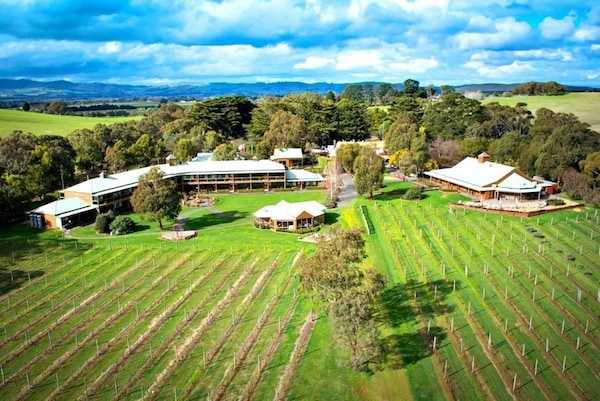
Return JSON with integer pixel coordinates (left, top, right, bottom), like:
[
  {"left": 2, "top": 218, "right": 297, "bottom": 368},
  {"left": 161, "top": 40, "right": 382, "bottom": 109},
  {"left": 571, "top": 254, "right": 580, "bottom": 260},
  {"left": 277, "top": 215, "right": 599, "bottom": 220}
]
[
  {"left": 375, "top": 279, "right": 457, "bottom": 326},
  {"left": 373, "top": 188, "right": 409, "bottom": 201},
  {"left": 183, "top": 210, "right": 248, "bottom": 230},
  {"left": 383, "top": 326, "right": 447, "bottom": 369},
  {"left": 374, "top": 188, "right": 432, "bottom": 202},
  {"left": 132, "top": 224, "right": 151, "bottom": 233},
  {"left": 376, "top": 279, "right": 455, "bottom": 368},
  {"left": 324, "top": 210, "right": 340, "bottom": 225}
]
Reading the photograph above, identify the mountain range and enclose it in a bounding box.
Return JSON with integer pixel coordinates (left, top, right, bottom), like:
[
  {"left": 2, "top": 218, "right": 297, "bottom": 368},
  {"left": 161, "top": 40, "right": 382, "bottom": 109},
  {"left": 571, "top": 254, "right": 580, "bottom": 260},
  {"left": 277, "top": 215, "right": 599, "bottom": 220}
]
[{"left": 0, "top": 79, "right": 597, "bottom": 102}]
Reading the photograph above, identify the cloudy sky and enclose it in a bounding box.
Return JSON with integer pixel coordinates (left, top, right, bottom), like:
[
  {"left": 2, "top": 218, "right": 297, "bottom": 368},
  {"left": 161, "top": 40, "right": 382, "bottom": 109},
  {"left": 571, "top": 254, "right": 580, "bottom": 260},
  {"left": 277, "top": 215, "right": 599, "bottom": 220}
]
[{"left": 0, "top": 0, "right": 599, "bottom": 86}]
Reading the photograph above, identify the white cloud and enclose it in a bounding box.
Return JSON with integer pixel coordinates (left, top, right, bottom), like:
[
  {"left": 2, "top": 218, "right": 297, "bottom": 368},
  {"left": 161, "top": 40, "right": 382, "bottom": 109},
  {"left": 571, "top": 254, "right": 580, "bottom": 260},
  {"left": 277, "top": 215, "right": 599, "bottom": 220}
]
[
  {"left": 454, "top": 17, "right": 532, "bottom": 49},
  {"left": 573, "top": 26, "right": 600, "bottom": 41},
  {"left": 463, "top": 60, "right": 534, "bottom": 78},
  {"left": 539, "top": 15, "right": 575, "bottom": 40},
  {"left": 336, "top": 49, "right": 382, "bottom": 70},
  {"left": 97, "top": 41, "right": 121, "bottom": 55},
  {"left": 294, "top": 56, "right": 333, "bottom": 69},
  {"left": 513, "top": 48, "right": 573, "bottom": 61}
]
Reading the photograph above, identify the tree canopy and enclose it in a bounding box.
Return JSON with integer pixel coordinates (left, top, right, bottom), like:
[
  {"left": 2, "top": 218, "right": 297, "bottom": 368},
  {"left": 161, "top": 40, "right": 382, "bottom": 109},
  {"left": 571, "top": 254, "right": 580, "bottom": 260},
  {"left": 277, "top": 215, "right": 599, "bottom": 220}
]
[
  {"left": 299, "top": 225, "right": 385, "bottom": 369},
  {"left": 130, "top": 166, "right": 182, "bottom": 230},
  {"left": 353, "top": 147, "right": 385, "bottom": 199}
]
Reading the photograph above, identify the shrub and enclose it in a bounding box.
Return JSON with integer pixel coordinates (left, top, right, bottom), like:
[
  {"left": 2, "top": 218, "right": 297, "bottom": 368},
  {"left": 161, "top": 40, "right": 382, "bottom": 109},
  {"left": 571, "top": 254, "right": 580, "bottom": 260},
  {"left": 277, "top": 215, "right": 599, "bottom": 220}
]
[
  {"left": 404, "top": 186, "right": 424, "bottom": 200},
  {"left": 110, "top": 216, "right": 136, "bottom": 235},
  {"left": 547, "top": 198, "right": 565, "bottom": 206},
  {"left": 95, "top": 210, "right": 116, "bottom": 234}
]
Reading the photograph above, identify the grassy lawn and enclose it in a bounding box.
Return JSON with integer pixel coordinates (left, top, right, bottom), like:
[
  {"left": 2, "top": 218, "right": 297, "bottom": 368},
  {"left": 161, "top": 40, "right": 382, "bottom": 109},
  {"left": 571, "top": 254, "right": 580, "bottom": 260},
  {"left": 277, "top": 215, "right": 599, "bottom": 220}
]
[
  {"left": 481, "top": 92, "right": 600, "bottom": 133},
  {"left": 1, "top": 183, "right": 598, "bottom": 400},
  {"left": 0, "top": 109, "right": 143, "bottom": 137}
]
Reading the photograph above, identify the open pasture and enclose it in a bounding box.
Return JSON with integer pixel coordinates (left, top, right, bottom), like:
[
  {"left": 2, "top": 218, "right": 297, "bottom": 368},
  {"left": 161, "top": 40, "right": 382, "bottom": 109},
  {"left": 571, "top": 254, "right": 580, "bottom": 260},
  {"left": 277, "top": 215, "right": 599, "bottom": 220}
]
[
  {"left": 348, "top": 181, "right": 600, "bottom": 400},
  {"left": 482, "top": 92, "right": 600, "bottom": 133},
  {"left": 0, "top": 109, "right": 142, "bottom": 137}
]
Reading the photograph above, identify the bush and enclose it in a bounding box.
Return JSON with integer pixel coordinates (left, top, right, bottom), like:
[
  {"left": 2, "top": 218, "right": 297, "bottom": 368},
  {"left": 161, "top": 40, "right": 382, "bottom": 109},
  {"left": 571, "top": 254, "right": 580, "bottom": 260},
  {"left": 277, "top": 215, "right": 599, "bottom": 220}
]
[
  {"left": 110, "top": 216, "right": 136, "bottom": 235},
  {"left": 95, "top": 210, "right": 116, "bottom": 234},
  {"left": 547, "top": 198, "right": 565, "bottom": 206},
  {"left": 404, "top": 186, "right": 424, "bottom": 200}
]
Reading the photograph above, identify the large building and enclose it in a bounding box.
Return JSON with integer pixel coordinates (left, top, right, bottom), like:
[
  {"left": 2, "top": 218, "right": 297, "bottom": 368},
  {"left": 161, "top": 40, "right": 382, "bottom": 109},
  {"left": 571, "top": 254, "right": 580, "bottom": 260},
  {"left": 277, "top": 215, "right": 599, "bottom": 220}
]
[
  {"left": 425, "top": 153, "right": 558, "bottom": 201},
  {"left": 29, "top": 159, "right": 324, "bottom": 229}
]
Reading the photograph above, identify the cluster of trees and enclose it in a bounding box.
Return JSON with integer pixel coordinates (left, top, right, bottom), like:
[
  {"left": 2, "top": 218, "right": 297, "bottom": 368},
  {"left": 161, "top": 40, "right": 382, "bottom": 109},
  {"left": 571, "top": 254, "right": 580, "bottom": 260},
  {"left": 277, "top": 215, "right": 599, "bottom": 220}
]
[
  {"left": 299, "top": 226, "right": 386, "bottom": 370},
  {"left": 511, "top": 81, "right": 566, "bottom": 96},
  {"left": 336, "top": 143, "right": 385, "bottom": 199},
  {"left": 1, "top": 78, "right": 599, "bottom": 224},
  {"left": 0, "top": 132, "right": 75, "bottom": 223}
]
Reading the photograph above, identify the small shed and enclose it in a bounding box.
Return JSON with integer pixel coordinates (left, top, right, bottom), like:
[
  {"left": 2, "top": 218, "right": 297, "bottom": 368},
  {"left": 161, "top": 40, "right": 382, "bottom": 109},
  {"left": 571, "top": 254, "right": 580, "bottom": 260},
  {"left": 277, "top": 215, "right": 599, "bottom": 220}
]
[
  {"left": 28, "top": 197, "right": 97, "bottom": 229},
  {"left": 253, "top": 200, "right": 326, "bottom": 231}
]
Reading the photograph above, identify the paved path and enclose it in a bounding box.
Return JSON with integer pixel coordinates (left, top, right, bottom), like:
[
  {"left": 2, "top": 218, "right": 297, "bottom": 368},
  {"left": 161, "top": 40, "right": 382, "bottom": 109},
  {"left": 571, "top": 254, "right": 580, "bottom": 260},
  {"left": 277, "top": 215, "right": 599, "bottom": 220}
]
[{"left": 336, "top": 173, "right": 358, "bottom": 209}]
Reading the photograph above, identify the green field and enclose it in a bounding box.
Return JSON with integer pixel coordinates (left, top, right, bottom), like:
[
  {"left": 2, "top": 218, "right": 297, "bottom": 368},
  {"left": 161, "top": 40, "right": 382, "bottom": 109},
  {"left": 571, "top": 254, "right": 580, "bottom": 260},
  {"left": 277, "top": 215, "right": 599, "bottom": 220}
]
[
  {"left": 482, "top": 92, "right": 600, "bottom": 133},
  {"left": 0, "top": 109, "right": 143, "bottom": 137},
  {"left": 0, "top": 183, "right": 599, "bottom": 400}
]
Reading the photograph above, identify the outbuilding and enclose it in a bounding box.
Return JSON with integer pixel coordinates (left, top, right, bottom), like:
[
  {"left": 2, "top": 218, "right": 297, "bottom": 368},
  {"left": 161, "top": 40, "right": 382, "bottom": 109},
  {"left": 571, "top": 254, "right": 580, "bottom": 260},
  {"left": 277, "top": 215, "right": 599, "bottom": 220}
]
[{"left": 253, "top": 200, "right": 326, "bottom": 231}]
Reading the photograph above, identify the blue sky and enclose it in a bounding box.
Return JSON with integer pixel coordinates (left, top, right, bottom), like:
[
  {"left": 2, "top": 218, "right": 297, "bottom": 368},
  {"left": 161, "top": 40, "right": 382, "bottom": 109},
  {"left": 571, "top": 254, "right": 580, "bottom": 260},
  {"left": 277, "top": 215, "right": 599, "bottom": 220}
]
[{"left": 0, "top": 0, "right": 599, "bottom": 86}]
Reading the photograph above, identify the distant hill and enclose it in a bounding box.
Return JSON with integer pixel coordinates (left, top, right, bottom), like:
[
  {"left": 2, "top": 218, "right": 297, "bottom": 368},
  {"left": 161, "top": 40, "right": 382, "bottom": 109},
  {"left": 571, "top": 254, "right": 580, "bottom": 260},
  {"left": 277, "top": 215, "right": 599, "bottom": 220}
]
[
  {"left": 0, "top": 79, "right": 597, "bottom": 102},
  {"left": 0, "top": 79, "right": 349, "bottom": 102}
]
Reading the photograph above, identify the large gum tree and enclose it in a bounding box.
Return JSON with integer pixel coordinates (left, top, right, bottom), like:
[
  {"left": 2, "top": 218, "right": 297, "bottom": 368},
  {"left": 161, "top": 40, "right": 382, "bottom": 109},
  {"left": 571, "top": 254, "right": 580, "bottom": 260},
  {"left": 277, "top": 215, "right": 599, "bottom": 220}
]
[{"left": 130, "top": 166, "right": 182, "bottom": 230}]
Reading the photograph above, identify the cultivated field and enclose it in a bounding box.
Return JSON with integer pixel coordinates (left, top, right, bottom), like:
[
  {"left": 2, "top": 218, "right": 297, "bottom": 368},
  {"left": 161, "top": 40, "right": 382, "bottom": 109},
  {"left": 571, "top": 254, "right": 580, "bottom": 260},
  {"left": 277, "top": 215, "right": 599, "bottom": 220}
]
[
  {"left": 482, "top": 92, "right": 600, "bottom": 133},
  {"left": 1, "top": 183, "right": 599, "bottom": 400},
  {"left": 0, "top": 110, "right": 143, "bottom": 137},
  {"left": 321, "top": 180, "right": 599, "bottom": 400}
]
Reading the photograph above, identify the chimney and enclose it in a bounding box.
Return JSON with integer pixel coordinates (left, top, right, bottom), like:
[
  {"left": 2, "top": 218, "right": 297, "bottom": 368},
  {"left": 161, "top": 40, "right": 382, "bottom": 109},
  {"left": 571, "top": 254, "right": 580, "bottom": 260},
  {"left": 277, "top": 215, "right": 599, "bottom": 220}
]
[
  {"left": 477, "top": 152, "right": 491, "bottom": 163},
  {"left": 99, "top": 171, "right": 106, "bottom": 179}
]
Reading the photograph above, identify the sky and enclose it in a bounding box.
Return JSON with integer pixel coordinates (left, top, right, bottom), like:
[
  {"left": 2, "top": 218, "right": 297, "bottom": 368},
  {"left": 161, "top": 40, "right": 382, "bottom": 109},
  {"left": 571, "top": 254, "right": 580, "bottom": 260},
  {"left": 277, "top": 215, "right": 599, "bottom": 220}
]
[{"left": 0, "top": 0, "right": 599, "bottom": 87}]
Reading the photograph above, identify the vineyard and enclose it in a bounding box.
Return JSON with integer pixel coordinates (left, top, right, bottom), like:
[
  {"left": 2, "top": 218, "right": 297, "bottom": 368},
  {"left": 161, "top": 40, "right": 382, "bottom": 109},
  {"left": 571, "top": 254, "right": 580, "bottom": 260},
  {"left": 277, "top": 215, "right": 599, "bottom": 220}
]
[
  {"left": 344, "top": 182, "right": 600, "bottom": 400},
  {"left": 0, "top": 236, "right": 318, "bottom": 400},
  {"left": 1, "top": 183, "right": 599, "bottom": 400}
]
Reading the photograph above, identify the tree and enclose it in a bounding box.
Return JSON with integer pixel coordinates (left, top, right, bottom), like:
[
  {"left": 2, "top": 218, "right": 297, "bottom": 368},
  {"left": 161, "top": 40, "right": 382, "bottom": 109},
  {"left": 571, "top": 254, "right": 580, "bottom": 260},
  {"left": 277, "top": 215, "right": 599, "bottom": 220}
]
[
  {"left": 22, "top": 102, "right": 30, "bottom": 112},
  {"left": 256, "top": 110, "right": 308, "bottom": 159},
  {"left": 354, "top": 147, "right": 385, "bottom": 199},
  {"left": 68, "top": 128, "right": 106, "bottom": 173},
  {"left": 130, "top": 167, "right": 182, "bottom": 230},
  {"left": 402, "top": 79, "right": 422, "bottom": 97},
  {"left": 186, "top": 96, "right": 255, "bottom": 139},
  {"left": 422, "top": 92, "right": 484, "bottom": 139},
  {"left": 429, "top": 137, "right": 463, "bottom": 168},
  {"left": 580, "top": 151, "right": 600, "bottom": 189},
  {"left": 335, "top": 143, "right": 362, "bottom": 173},
  {"left": 109, "top": 216, "right": 136, "bottom": 235},
  {"left": 299, "top": 225, "right": 385, "bottom": 370},
  {"left": 174, "top": 138, "right": 195, "bottom": 162},
  {"left": 211, "top": 143, "right": 238, "bottom": 161},
  {"left": 46, "top": 100, "right": 67, "bottom": 115},
  {"left": 334, "top": 100, "right": 370, "bottom": 141}
]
